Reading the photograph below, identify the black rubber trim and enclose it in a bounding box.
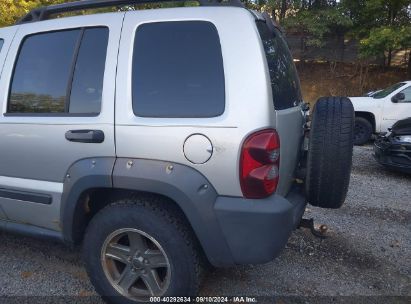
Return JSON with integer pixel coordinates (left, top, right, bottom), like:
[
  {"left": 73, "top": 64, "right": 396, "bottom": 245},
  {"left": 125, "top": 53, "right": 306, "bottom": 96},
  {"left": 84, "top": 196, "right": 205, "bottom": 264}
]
[
  {"left": 3, "top": 112, "right": 99, "bottom": 117},
  {"left": 112, "top": 158, "right": 235, "bottom": 267},
  {"left": 0, "top": 188, "right": 52, "bottom": 205},
  {"left": 65, "top": 28, "right": 85, "bottom": 113},
  {"left": 65, "top": 129, "right": 105, "bottom": 143},
  {"left": 0, "top": 220, "right": 63, "bottom": 241},
  {"left": 61, "top": 157, "right": 115, "bottom": 244}
]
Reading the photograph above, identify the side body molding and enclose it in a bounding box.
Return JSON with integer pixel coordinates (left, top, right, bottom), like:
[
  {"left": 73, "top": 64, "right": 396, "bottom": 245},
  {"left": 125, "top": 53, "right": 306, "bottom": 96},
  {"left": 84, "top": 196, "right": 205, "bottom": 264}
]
[
  {"left": 61, "top": 157, "right": 115, "bottom": 244},
  {"left": 112, "top": 159, "right": 235, "bottom": 266}
]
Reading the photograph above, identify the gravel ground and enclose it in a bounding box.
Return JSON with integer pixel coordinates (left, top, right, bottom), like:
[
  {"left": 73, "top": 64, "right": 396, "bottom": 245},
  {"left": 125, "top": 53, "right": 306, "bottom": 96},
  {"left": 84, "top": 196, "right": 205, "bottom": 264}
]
[{"left": 0, "top": 146, "right": 410, "bottom": 302}]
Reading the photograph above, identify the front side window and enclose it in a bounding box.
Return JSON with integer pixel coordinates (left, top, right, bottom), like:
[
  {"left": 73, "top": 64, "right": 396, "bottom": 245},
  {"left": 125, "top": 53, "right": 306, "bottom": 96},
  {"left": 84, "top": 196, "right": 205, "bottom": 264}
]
[
  {"left": 8, "top": 27, "right": 108, "bottom": 115},
  {"left": 373, "top": 82, "right": 406, "bottom": 99},
  {"left": 0, "top": 39, "right": 4, "bottom": 51},
  {"left": 399, "top": 86, "right": 411, "bottom": 103},
  {"left": 257, "top": 21, "right": 302, "bottom": 110},
  {"left": 132, "top": 21, "right": 225, "bottom": 118}
]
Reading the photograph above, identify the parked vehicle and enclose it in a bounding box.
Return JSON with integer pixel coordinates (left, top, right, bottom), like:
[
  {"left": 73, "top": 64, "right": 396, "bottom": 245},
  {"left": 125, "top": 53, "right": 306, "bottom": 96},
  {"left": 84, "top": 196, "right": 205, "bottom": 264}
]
[
  {"left": 350, "top": 81, "right": 411, "bottom": 145},
  {"left": 0, "top": 0, "right": 355, "bottom": 303},
  {"left": 374, "top": 117, "right": 411, "bottom": 174}
]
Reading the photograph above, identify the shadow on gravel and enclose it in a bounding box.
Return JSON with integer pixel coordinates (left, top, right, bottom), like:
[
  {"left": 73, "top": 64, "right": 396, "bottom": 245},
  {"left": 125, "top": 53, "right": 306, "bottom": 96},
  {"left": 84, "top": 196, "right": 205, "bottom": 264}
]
[
  {"left": 286, "top": 229, "right": 381, "bottom": 270},
  {"left": 342, "top": 206, "right": 411, "bottom": 224},
  {"left": 0, "top": 232, "right": 82, "bottom": 265}
]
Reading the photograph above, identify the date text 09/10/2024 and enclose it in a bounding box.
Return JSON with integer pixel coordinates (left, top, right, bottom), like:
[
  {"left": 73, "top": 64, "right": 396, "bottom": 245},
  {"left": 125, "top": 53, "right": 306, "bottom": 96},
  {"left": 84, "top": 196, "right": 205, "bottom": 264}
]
[{"left": 149, "top": 297, "right": 258, "bottom": 303}]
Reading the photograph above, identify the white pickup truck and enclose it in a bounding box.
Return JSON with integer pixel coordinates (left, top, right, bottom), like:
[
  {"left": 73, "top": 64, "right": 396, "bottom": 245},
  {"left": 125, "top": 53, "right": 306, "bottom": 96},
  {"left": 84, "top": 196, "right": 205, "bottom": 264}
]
[{"left": 350, "top": 80, "right": 411, "bottom": 145}]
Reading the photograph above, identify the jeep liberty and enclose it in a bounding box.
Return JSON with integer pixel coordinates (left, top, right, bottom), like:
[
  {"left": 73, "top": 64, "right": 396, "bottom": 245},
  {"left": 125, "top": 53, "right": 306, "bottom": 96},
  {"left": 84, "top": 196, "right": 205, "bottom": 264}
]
[{"left": 0, "top": 0, "right": 354, "bottom": 303}]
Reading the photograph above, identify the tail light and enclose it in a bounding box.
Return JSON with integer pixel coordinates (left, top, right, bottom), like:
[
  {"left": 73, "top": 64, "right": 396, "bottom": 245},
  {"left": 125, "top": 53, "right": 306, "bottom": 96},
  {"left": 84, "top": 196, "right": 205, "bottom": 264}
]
[{"left": 240, "top": 129, "right": 280, "bottom": 199}]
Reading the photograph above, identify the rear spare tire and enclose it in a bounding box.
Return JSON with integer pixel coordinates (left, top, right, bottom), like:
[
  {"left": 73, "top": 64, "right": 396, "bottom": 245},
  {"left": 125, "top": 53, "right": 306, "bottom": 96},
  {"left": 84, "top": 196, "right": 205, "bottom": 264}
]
[{"left": 306, "top": 96, "right": 354, "bottom": 209}]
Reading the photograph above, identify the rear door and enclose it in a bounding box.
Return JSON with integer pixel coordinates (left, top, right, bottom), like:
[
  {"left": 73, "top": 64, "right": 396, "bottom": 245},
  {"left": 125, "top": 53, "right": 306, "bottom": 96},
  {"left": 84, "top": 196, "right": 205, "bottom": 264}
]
[
  {"left": 0, "top": 27, "right": 18, "bottom": 221},
  {"left": 0, "top": 14, "right": 122, "bottom": 231},
  {"left": 115, "top": 10, "right": 239, "bottom": 196}
]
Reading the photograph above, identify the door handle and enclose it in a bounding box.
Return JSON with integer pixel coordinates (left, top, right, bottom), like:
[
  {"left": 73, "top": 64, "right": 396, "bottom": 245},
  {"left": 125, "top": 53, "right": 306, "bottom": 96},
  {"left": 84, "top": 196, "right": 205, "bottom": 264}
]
[{"left": 65, "top": 129, "right": 105, "bottom": 143}]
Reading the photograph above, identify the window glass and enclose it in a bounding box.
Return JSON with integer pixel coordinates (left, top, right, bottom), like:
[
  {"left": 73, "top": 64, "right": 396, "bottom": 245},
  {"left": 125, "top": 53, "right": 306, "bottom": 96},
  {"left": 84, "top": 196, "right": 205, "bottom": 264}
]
[
  {"left": 0, "top": 39, "right": 4, "bottom": 51},
  {"left": 399, "top": 86, "right": 411, "bottom": 103},
  {"left": 373, "top": 82, "right": 405, "bottom": 99},
  {"left": 257, "top": 21, "right": 302, "bottom": 110},
  {"left": 9, "top": 30, "right": 80, "bottom": 113},
  {"left": 8, "top": 27, "right": 108, "bottom": 115},
  {"left": 69, "top": 28, "right": 109, "bottom": 114},
  {"left": 132, "top": 21, "right": 225, "bottom": 118}
]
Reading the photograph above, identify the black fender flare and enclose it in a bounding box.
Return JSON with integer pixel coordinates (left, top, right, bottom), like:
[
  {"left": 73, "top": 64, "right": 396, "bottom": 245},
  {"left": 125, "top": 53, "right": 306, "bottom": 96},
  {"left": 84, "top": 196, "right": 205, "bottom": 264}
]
[
  {"left": 61, "top": 157, "right": 115, "bottom": 244},
  {"left": 60, "top": 158, "right": 235, "bottom": 266},
  {"left": 112, "top": 158, "right": 234, "bottom": 266}
]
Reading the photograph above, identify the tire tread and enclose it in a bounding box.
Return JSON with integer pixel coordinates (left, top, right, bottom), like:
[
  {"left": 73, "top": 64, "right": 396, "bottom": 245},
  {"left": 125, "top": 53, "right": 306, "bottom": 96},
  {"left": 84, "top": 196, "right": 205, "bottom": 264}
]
[
  {"left": 83, "top": 194, "right": 204, "bottom": 302},
  {"left": 306, "top": 96, "right": 354, "bottom": 209}
]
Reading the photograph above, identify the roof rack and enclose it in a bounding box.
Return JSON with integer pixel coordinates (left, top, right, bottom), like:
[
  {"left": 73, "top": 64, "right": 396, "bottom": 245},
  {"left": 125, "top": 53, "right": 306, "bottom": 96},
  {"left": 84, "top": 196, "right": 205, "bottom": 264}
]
[{"left": 17, "top": 0, "right": 244, "bottom": 24}]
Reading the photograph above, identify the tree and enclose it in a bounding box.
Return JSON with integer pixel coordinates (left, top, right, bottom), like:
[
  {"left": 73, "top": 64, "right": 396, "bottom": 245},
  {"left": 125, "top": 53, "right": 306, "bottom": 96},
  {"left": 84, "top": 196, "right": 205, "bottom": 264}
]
[
  {"left": 342, "top": 0, "right": 411, "bottom": 68},
  {"left": 0, "top": 0, "right": 197, "bottom": 27},
  {"left": 360, "top": 25, "right": 411, "bottom": 75},
  {"left": 0, "top": 0, "right": 68, "bottom": 27},
  {"left": 283, "top": 6, "right": 352, "bottom": 47}
]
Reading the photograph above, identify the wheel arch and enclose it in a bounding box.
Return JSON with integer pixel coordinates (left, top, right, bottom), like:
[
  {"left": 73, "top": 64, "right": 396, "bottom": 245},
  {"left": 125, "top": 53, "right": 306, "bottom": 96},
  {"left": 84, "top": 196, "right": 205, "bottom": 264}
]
[
  {"left": 61, "top": 158, "right": 234, "bottom": 267},
  {"left": 355, "top": 111, "right": 376, "bottom": 132},
  {"left": 65, "top": 187, "right": 197, "bottom": 246}
]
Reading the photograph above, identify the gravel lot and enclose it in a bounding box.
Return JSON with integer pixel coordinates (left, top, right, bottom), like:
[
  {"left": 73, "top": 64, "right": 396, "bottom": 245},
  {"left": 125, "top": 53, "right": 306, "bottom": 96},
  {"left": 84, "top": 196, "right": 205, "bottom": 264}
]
[{"left": 0, "top": 146, "right": 410, "bottom": 302}]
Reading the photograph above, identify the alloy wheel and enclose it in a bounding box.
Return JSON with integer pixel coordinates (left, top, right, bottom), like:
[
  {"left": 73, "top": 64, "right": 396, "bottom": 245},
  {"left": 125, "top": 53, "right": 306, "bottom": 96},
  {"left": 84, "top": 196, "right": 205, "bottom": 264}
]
[{"left": 101, "top": 228, "right": 171, "bottom": 301}]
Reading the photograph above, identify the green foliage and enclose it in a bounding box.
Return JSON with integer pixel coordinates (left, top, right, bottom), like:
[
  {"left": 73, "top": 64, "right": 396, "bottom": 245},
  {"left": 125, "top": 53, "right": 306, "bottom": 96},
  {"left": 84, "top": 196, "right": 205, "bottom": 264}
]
[
  {"left": 342, "top": 0, "right": 411, "bottom": 61},
  {"left": 342, "top": 0, "right": 411, "bottom": 37},
  {"left": 0, "top": 0, "right": 409, "bottom": 68},
  {"left": 0, "top": 0, "right": 75, "bottom": 26},
  {"left": 284, "top": 7, "right": 352, "bottom": 47},
  {"left": 0, "top": 0, "right": 199, "bottom": 27},
  {"left": 10, "top": 92, "right": 65, "bottom": 113},
  {"left": 359, "top": 25, "right": 411, "bottom": 58},
  {"left": 0, "top": 1, "right": 70, "bottom": 27}
]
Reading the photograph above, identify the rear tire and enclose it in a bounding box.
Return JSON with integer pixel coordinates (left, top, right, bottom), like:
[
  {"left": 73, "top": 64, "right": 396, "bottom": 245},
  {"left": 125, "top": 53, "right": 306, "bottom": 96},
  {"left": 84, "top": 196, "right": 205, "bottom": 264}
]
[
  {"left": 83, "top": 195, "right": 203, "bottom": 304},
  {"left": 354, "top": 117, "right": 373, "bottom": 145},
  {"left": 306, "top": 96, "right": 354, "bottom": 209}
]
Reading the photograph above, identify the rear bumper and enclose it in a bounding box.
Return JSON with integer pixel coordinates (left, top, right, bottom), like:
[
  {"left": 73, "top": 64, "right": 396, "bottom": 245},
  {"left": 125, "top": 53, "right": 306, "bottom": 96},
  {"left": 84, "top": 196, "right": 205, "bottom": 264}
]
[
  {"left": 214, "top": 186, "right": 306, "bottom": 265},
  {"left": 374, "top": 138, "right": 411, "bottom": 174}
]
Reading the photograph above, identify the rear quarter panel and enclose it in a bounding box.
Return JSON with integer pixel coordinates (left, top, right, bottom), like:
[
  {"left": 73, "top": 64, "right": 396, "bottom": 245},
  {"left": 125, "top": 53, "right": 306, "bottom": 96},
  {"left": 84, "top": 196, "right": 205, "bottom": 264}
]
[{"left": 115, "top": 7, "right": 274, "bottom": 197}]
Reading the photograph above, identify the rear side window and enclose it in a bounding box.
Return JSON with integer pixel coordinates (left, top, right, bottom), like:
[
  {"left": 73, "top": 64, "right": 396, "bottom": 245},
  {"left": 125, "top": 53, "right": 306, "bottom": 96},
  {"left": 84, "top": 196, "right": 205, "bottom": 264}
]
[
  {"left": 9, "top": 30, "right": 79, "bottom": 113},
  {"left": 257, "top": 21, "right": 302, "bottom": 110},
  {"left": 0, "top": 39, "right": 4, "bottom": 51},
  {"left": 132, "top": 21, "right": 225, "bottom": 118},
  {"left": 69, "top": 28, "right": 109, "bottom": 114},
  {"left": 8, "top": 27, "right": 108, "bottom": 115}
]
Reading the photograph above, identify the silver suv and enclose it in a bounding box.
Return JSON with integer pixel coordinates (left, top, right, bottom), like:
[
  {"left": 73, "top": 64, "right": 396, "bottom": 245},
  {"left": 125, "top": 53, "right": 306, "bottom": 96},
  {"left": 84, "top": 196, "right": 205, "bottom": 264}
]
[{"left": 0, "top": 0, "right": 354, "bottom": 303}]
